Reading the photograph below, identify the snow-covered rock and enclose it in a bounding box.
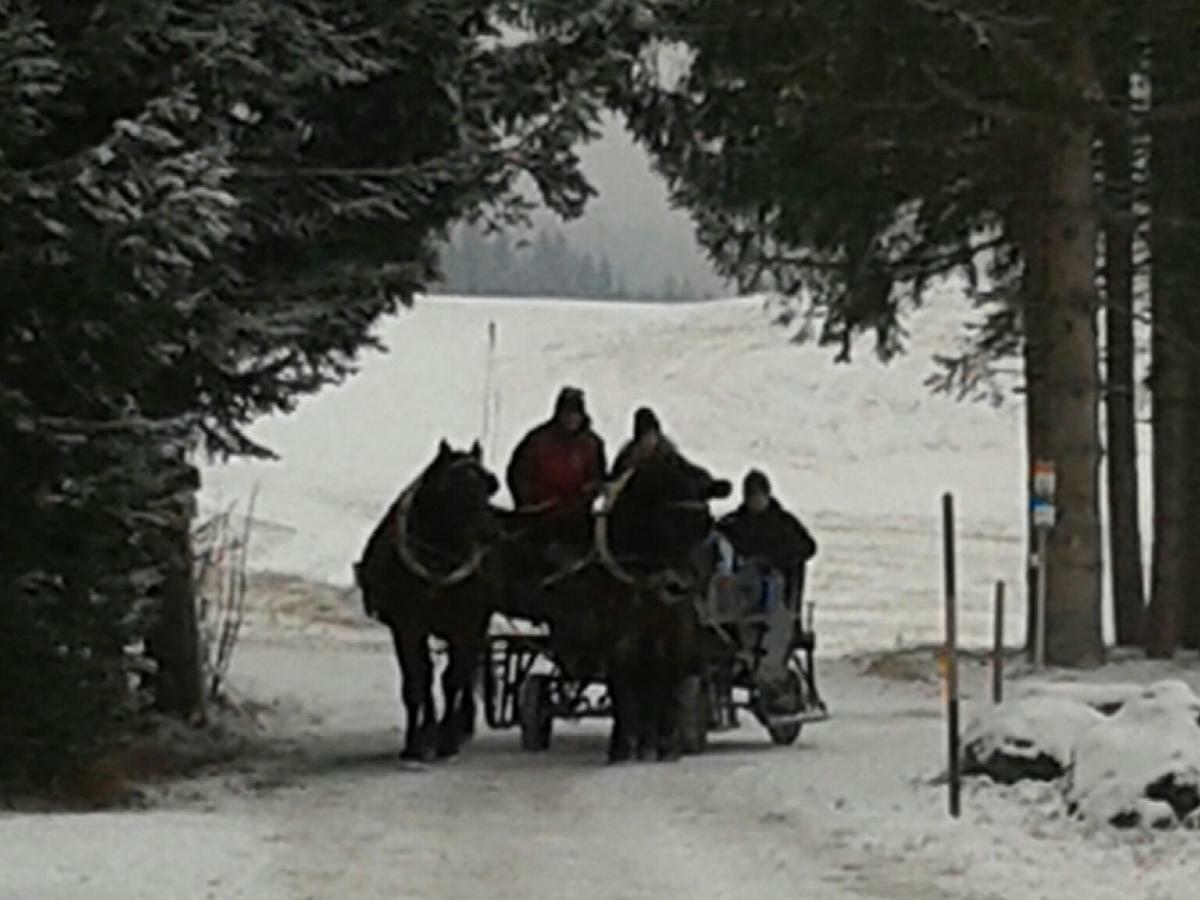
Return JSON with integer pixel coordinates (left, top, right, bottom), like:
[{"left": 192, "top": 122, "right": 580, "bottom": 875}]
[
  {"left": 1065, "top": 680, "right": 1200, "bottom": 829},
  {"left": 962, "top": 697, "right": 1105, "bottom": 784}
]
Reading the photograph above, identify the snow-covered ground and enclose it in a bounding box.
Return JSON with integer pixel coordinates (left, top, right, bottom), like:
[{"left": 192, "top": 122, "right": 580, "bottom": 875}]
[
  {"left": 200, "top": 290, "right": 1031, "bottom": 653},
  {"left": 3, "top": 636, "right": 1197, "bottom": 900},
  {"left": 4, "top": 292, "right": 1191, "bottom": 900}
]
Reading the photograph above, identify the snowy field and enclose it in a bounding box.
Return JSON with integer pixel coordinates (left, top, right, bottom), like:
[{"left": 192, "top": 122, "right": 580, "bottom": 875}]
[
  {"left": 200, "top": 290, "right": 1032, "bottom": 653},
  {"left": 6, "top": 292, "right": 1193, "bottom": 900}
]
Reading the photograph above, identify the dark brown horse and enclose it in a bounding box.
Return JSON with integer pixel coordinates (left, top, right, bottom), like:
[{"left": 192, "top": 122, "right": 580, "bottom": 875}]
[
  {"left": 493, "top": 451, "right": 727, "bottom": 763},
  {"left": 596, "top": 453, "right": 727, "bottom": 762},
  {"left": 354, "top": 440, "right": 499, "bottom": 761}
]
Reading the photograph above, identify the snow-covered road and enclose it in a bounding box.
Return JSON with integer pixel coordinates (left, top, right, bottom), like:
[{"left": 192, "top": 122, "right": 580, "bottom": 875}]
[{"left": 5, "top": 634, "right": 1193, "bottom": 900}]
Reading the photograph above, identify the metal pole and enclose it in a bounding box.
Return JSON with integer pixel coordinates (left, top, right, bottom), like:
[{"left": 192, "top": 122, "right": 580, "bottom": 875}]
[
  {"left": 942, "top": 493, "right": 961, "bottom": 819},
  {"left": 482, "top": 321, "right": 497, "bottom": 442},
  {"left": 1035, "top": 527, "right": 1048, "bottom": 669},
  {"left": 992, "top": 581, "right": 1005, "bottom": 704}
]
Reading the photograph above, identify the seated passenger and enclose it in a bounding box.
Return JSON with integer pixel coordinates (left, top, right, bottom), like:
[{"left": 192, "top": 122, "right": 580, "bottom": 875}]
[{"left": 717, "top": 469, "right": 817, "bottom": 601}]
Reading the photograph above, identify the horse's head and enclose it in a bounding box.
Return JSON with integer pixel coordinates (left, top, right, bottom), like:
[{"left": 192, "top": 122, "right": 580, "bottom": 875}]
[
  {"left": 605, "top": 453, "right": 719, "bottom": 575},
  {"left": 413, "top": 439, "right": 500, "bottom": 548}
]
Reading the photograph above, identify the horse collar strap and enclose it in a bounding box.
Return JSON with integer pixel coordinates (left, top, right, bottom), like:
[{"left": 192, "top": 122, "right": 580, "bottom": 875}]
[{"left": 394, "top": 477, "right": 487, "bottom": 587}]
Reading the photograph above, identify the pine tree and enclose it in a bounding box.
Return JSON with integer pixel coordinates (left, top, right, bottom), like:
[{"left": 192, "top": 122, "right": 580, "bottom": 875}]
[
  {"left": 1, "top": 0, "right": 625, "bottom": 783},
  {"left": 578, "top": 0, "right": 1140, "bottom": 665}
]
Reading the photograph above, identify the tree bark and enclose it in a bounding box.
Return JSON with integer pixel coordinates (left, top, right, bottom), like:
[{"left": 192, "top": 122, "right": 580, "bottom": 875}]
[
  {"left": 1018, "top": 33, "right": 1105, "bottom": 667},
  {"left": 1019, "top": 182, "right": 1051, "bottom": 659},
  {"left": 1184, "top": 358, "right": 1200, "bottom": 651},
  {"left": 1101, "top": 108, "right": 1146, "bottom": 648},
  {"left": 1145, "top": 93, "right": 1191, "bottom": 660},
  {"left": 146, "top": 468, "right": 205, "bottom": 719}
]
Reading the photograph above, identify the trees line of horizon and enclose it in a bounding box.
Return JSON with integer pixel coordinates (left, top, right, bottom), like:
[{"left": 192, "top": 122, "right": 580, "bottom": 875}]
[{"left": 434, "top": 224, "right": 715, "bottom": 301}]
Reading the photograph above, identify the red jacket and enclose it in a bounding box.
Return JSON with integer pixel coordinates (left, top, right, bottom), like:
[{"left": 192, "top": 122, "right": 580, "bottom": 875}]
[{"left": 506, "top": 421, "right": 607, "bottom": 510}]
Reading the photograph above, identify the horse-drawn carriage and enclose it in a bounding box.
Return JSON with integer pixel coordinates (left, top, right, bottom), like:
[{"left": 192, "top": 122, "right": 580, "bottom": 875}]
[
  {"left": 481, "top": 487, "right": 829, "bottom": 755},
  {"left": 357, "top": 438, "right": 829, "bottom": 764}
]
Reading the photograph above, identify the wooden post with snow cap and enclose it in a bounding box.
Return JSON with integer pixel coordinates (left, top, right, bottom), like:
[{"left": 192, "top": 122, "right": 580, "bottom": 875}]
[{"left": 941, "top": 492, "right": 961, "bottom": 819}]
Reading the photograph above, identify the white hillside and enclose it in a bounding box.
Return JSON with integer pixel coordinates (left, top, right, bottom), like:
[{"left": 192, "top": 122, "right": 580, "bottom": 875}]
[{"left": 200, "top": 288, "right": 1029, "bottom": 653}]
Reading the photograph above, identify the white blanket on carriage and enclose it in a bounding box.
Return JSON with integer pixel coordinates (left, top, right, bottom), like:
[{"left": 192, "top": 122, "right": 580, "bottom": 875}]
[{"left": 702, "top": 560, "right": 795, "bottom": 684}]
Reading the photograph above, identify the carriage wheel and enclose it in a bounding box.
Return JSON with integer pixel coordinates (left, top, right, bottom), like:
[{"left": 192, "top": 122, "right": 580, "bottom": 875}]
[
  {"left": 678, "top": 674, "right": 710, "bottom": 755},
  {"left": 518, "top": 674, "right": 553, "bottom": 751},
  {"left": 757, "top": 666, "right": 805, "bottom": 746}
]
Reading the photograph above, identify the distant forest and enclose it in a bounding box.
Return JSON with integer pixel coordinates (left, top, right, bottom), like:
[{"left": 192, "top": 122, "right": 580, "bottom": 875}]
[{"left": 434, "top": 224, "right": 709, "bottom": 301}]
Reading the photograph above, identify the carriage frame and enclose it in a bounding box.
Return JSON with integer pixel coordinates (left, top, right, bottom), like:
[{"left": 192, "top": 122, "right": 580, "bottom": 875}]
[{"left": 481, "top": 565, "right": 830, "bottom": 752}]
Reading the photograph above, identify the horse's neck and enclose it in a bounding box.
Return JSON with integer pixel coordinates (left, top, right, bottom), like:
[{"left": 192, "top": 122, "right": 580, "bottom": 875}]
[{"left": 411, "top": 486, "right": 476, "bottom": 547}]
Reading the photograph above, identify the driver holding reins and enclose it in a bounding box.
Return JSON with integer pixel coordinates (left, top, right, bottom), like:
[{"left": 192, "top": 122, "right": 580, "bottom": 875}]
[{"left": 506, "top": 386, "right": 608, "bottom": 547}]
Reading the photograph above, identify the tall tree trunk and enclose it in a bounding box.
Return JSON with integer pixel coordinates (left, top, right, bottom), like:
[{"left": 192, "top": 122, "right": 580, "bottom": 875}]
[
  {"left": 1019, "top": 33, "right": 1105, "bottom": 667},
  {"left": 1177, "top": 141, "right": 1200, "bottom": 653},
  {"left": 1101, "top": 108, "right": 1146, "bottom": 648},
  {"left": 1184, "top": 351, "right": 1200, "bottom": 651},
  {"left": 1144, "top": 73, "right": 1191, "bottom": 660},
  {"left": 1020, "top": 182, "right": 1051, "bottom": 659}
]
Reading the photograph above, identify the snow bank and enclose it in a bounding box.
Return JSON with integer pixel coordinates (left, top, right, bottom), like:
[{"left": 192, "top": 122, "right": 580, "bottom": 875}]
[
  {"left": 1018, "top": 681, "right": 1147, "bottom": 715},
  {"left": 963, "top": 696, "right": 1105, "bottom": 783},
  {"left": 1066, "top": 680, "right": 1200, "bottom": 829},
  {"left": 967, "top": 680, "right": 1200, "bottom": 829}
]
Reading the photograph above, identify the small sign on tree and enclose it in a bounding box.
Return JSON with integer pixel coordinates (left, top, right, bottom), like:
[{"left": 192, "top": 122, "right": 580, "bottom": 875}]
[{"left": 1031, "top": 460, "right": 1057, "bottom": 668}]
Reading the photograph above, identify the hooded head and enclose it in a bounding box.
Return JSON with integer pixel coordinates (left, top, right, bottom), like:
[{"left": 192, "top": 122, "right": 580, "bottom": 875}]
[
  {"left": 553, "top": 386, "right": 587, "bottom": 433},
  {"left": 633, "top": 407, "right": 660, "bottom": 439},
  {"left": 632, "top": 406, "right": 662, "bottom": 454},
  {"left": 743, "top": 469, "right": 772, "bottom": 513}
]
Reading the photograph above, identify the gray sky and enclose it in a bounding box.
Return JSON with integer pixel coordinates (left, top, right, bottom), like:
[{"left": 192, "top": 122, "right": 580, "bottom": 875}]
[{"left": 532, "top": 114, "right": 731, "bottom": 298}]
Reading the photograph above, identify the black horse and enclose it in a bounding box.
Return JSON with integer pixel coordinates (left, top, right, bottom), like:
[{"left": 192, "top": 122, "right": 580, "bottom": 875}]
[
  {"left": 493, "top": 449, "right": 727, "bottom": 763},
  {"left": 354, "top": 440, "right": 499, "bottom": 761},
  {"left": 597, "top": 452, "right": 727, "bottom": 762}
]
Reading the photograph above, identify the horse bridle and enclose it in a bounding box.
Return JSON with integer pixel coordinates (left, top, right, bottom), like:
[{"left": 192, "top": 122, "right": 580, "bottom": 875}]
[{"left": 393, "top": 458, "right": 492, "bottom": 588}]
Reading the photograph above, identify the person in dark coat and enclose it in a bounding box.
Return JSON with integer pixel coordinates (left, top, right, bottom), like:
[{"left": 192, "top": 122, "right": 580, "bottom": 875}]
[
  {"left": 717, "top": 469, "right": 817, "bottom": 600},
  {"left": 506, "top": 386, "right": 607, "bottom": 545},
  {"left": 611, "top": 406, "right": 732, "bottom": 500}
]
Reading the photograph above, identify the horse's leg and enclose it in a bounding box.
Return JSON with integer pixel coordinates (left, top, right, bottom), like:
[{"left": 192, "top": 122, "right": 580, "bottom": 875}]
[
  {"left": 654, "top": 644, "right": 685, "bottom": 763},
  {"left": 460, "top": 667, "right": 478, "bottom": 738},
  {"left": 436, "top": 643, "right": 462, "bottom": 759},
  {"left": 606, "top": 630, "right": 640, "bottom": 764},
  {"left": 391, "top": 625, "right": 433, "bottom": 761},
  {"left": 658, "top": 603, "right": 699, "bottom": 762},
  {"left": 634, "top": 630, "right": 659, "bottom": 761}
]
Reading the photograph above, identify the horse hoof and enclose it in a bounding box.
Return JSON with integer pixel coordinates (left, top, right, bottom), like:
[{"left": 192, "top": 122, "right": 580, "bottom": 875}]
[
  {"left": 399, "top": 748, "right": 424, "bottom": 762},
  {"left": 656, "top": 748, "right": 682, "bottom": 763},
  {"left": 607, "top": 744, "right": 633, "bottom": 764}
]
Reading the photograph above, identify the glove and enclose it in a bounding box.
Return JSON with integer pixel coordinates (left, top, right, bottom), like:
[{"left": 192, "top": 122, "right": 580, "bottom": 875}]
[{"left": 707, "top": 479, "right": 733, "bottom": 500}]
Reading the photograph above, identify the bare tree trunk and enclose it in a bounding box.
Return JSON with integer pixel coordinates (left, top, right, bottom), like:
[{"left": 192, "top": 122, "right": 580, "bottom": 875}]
[
  {"left": 1019, "top": 33, "right": 1105, "bottom": 667},
  {"left": 1101, "top": 110, "right": 1146, "bottom": 648},
  {"left": 1145, "top": 102, "right": 1191, "bottom": 660},
  {"left": 147, "top": 476, "right": 205, "bottom": 718}
]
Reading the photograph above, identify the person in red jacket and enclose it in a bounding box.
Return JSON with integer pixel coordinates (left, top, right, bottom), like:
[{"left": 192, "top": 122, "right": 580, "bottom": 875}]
[{"left": 506, "top": 387, "right": 607, "bottom": 533}]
